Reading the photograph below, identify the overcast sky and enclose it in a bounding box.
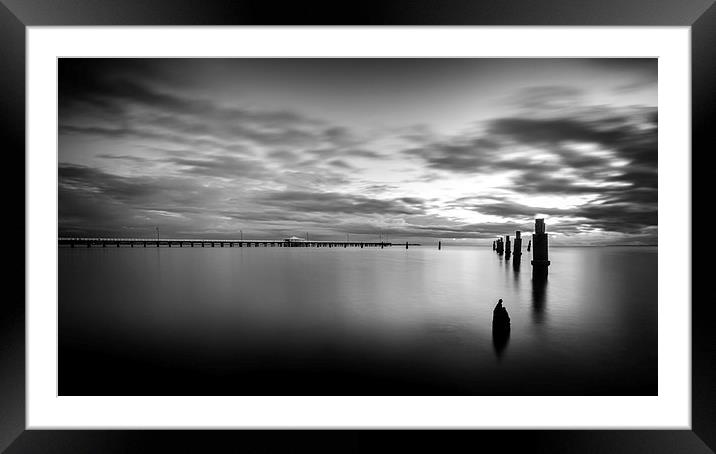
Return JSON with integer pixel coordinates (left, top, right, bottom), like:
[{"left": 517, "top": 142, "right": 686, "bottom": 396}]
[{"left": 58, "top": 58, "right": 657, "bottom": 245}]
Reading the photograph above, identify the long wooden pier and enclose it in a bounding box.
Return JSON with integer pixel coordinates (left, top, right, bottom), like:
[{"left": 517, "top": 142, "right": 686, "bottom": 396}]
[{"left": 58, "top": 237, "right": 421, "bottom": 248}]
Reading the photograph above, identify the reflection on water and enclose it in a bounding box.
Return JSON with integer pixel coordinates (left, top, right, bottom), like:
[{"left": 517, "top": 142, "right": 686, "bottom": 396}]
[
  {"left": 59, "top": 246, "right": 657, "bottom": 396},
  {"left": 492, "top": 326, "right": 510, "bottom": 360},
  {"left": 531, "top": 275, "right": 548, "bottom": 324}
]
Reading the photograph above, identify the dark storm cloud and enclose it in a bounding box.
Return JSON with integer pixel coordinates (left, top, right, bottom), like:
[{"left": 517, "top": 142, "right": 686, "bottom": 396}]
[
  {"left": 58, "top": 59, "right": 657, "bottom": 243},
  {"left": 97, "top": 154, "right": 153, "bottom": 163},
  {"left": 161, "top": 155, "right": 270, "bottom": 180},
  {"left": 259, "top": 190, "right": 427, "bottom": 216},
  {"left": 403, "top": 138, "right": 502, "bottom": 173},
  {"left": 507, "top": 85, "right": 585, "bottom": 110},
  {"left": 461, "top": 188, "right": 657, "bottom": 235},
  {"left": 267, "top": 150, "right": 299, "bottom": 162},
  {"left": 403, "top": 102, "right": 657, "bottom": 236},
  {"left": 59, "top": 164, "right": 223, "bottom": 217},
  {"left": 59, "top": 59, "right": 335, "bottom": 151},
  {"left": 327, "top": 159, "right": 353, "bottom": 169},
  {"left": 613, "top": 79, "right": 657, "bottom": 94},
  {"left": 60, "top": 60, "right": 316, "bottom": 126}
]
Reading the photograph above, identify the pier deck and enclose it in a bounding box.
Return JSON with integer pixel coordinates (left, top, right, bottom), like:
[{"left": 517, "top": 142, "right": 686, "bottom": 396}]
[{"left": 58, "top": 238, "right": 421, "bottom": 248}]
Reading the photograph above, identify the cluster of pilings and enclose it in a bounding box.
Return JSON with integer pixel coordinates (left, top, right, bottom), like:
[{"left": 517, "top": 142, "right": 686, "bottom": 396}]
[
  {"left": 494, "top": 238, "right": 504, "bottom": 254},
  {"left": 493, "top": 218, "right": 550, "bottom": 277}
]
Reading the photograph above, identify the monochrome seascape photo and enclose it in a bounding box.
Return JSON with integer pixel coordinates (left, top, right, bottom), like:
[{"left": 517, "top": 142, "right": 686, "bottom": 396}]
[{"left": 58, "top": 58, "right": 657, "bottom": 396}]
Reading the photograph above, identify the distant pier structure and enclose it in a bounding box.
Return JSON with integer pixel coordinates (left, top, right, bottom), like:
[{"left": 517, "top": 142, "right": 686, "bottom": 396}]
[
  {"left": 59, "top": 237, "right": 419, "bottom": 249},
  {"left": 505, "top": 235, "right": 511, "bottom": 260},
  {"left": 531, "top": 219, "right": 551, "bottom": 277}
]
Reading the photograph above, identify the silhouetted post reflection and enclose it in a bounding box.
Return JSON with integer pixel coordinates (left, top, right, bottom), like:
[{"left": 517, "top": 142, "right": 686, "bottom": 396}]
[
  {"left": 512, "top": 257, "right": 521, "bottom": 272},
  {"left": 531, "top": 274, "right": 548, "bottom": 323},
  {"left": 492, "top": 299, "right": 511, "bottom": 358}
]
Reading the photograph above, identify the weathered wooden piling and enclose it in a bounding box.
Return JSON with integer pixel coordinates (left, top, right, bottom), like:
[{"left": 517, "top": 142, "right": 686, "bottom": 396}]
[
  {"left": 505, "top": 235, "right": 511, "bottom": 260},
  {"left": 492, "top": 240, "right": 496, "bottom": 251},
  {"left": 496, "top": 238, "right": 504, "bottom": 255},
  {"left": 527, "top": 240, "right": 531, "bottom": 252},
  {"left": 438, "top": 241, "right": 441, "bottom": 250},
  {"left": 513, "top": 231, "right": 522, "bottom": 260},
  {"left": 531, "top": 218, "right": 550, "bottom": 277},
  {"left": 406, "top": 241, "right": 409, "bottom": 249}
]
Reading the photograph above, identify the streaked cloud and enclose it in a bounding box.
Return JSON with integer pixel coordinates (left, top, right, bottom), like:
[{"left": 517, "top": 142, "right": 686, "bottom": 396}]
[{"left": 58, "top": 58, "right": 657, "bottom": 245}]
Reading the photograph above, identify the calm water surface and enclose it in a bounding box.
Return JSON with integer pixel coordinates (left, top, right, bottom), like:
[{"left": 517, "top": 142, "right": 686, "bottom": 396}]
[{"left": 59, "top": 246, "right": 657, "bottom": 395}]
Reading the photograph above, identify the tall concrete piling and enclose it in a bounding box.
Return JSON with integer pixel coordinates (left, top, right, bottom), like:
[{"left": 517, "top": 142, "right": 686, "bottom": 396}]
[
  {"left": 505, "top": 235, "right": 511, "bottom": 260},
  {"left": 531, "top": 218, "right": 551, "bottom": 278}
]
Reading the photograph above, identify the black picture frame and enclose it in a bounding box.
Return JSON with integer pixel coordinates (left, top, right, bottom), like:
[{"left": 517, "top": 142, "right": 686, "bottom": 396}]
[{"left": 3, "top": 1, "right": 711, "bottom": 452}]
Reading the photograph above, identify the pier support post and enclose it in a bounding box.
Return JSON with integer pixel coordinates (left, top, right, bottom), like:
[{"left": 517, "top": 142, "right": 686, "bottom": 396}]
[
  {"left": 505, "top": 235, "right": 511, "bottom": 260},
  {"left": 406, "top": 241, "right": 409, "bottom": 249},
  {"left": 531, "top": 218, "right": 551, "bottom": 278},
  {"left": 513, "top": 231, "right": 522, "bottom": 261},
  {"left": 438, "top": 241, "right": 441, "bottom": 250}
]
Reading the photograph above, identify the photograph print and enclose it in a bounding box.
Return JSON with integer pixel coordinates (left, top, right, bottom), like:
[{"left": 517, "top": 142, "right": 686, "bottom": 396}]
[{"left": 58, "top": 58, "right": 657, "bottom": 396}]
